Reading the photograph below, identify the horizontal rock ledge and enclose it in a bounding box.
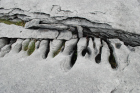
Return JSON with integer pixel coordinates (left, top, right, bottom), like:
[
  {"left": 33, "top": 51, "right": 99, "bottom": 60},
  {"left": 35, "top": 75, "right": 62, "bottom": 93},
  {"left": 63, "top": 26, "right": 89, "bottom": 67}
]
[
  {"left": 1, "top": 23, "right": 140, "bottom": 46},
  {"left": 0, "top": 23, "right": 75, "bottom": 40}
]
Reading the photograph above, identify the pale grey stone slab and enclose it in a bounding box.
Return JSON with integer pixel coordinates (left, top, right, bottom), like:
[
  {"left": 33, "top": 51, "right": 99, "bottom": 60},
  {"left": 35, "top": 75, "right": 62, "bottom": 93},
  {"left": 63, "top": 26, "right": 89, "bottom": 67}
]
[
  {"left": 1, "top": 0, "right": 140, "bottom": 34},
  {"left": 57, "top": 30, "right": 73, "bottom": 40},
  {"left": 25, "top": 19, "right": 69, "bottom": 30},
  {"left": 76, "top": 26, "right": 83, "bottom": 38},
  {"left": 0, "top": 23, "right": 59, "bottom": 39},
  {"left": 0, "top": 38, "right": 139, "bottom": 93}
]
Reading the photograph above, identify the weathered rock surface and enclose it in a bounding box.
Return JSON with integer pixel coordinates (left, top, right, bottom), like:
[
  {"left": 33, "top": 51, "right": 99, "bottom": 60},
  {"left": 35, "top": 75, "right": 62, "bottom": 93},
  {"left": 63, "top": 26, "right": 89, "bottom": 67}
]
[
  {"left": 0, "top": 0, "right": 140, "bottom": 93},
  {"left": 25, "top": 19, "right": 69, "bottom": 30},
  {"left": 0, "top": 38, "right": 140, "bottom": 93},
  {"left": 1, "top": 0, "right": 140, "bottom": 34},
  {"left": 0, "top": 23, "right": 78, "bottom": 40}
]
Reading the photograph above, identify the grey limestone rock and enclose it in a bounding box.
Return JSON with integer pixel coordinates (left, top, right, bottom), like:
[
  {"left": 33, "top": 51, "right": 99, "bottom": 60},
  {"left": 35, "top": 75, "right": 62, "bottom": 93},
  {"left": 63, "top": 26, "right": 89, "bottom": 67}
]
[
  {"left": 9, "top": 39, "right": 23, "bottom": 53},
  {"left": 0, "top": 44, "right": 11, "bottom": 57},
  {"left": 0, "top": 38, "right": 139, "bottom": 93},
  {"left": 0, "top": 0, "right": 140, "bottom": 93},
  {"left": 109, "top": 39, "right": 131, "bottom": 70},
  {"left": 1, "top": 0, "right": 140, "bottom": 34},
  {"left": 47, "top": 39, "right": 63, "bottom": 60},
  {"left": 25, "top": 19, "right": 69, "bottom": 30},
  {"left": 76, "top": 26, "right": 83, "bottom": 38},
  {"left": 0, "top": 38, "right": 9, "bottom": 50},
  {"left": 24, "top": 19, "right": 40, "bottom": 29},
  {"left": 0, "top": 23, "right": 59, "bottom": 39},
  {"left": 57, "top": 30, "right": 73, "bottom": 40}
]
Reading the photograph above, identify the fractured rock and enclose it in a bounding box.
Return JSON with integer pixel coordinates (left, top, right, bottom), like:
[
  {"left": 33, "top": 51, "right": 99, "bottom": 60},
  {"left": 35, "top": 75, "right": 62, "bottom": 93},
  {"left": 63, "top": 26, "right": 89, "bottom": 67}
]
[
  {"left": 0, "top": 0, "right": 140, "bottom": 92},
  {"left": 0, "top": 38, "right": 139, "bottom": 93},
  {"left": 25, "top": 19, "right": 69, "bottom": 30}
]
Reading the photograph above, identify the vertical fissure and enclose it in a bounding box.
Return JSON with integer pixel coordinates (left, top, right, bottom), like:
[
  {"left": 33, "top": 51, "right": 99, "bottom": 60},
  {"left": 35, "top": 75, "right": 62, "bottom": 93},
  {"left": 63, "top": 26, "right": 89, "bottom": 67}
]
[
  {"left": 95, "top": 39, "right": 103, "bottom": 63},
  {"left": 104, "top": 39, "right": 118, "bottom": 69}
]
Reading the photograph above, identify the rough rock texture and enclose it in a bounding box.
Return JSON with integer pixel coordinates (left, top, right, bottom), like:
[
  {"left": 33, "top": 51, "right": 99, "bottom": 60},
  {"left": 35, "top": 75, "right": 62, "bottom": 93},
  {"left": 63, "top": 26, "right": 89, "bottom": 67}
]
[
  {"left": 1, "top": 0, "right": 140, "bottom": 34},
  {"left": 0, "top": 38, "right": 140, "bottom": 93},
  {"left": 1, "top": 1, "right": 140, "bottom": 46},
  {"left": 0, "top": 0, "right": 140, "bottom": 93}
]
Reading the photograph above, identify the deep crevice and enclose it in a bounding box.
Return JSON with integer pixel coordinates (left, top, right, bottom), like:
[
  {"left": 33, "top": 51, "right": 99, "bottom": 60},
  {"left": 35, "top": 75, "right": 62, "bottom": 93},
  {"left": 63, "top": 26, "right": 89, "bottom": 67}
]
[
  {"left": 104, "top": 39, "right": 118, "bottom": 69},
  {"left": 27, "top": 26, "right": 40, "bottom": 30},
  {"left": 82, "top": 48, "right": 91, "bottom": 56},
  {"left": 81, "top": 37, "right": 90, "bottom": 56},
  {"left": 1, "top": 7, "right": 140, "bottom": 46},
  {"left": 7, "top": 38, "right": 11, "bottom": 44},
  {"left": 59, "top": 17, "right": 112, "bottom": 29},
  {"left": 109, "top": 52, "right": 117, "bottom": 69},
  {"left": 75, "top": 27, "right": 80, "bottom": 38},
  {"left": 44, "top": 39, "right": 50, "bottom": 59},
  {"left": 10, "top": 38, "right": 17, "bottom": 44},
  {"left": 60, "top": 40, "right": 66, "bottom": 52},
  {"left": 95, "top": 39, "right": 103, "bottom": 63},
  {"left": 70, "top": 42, "right": 78, "bottom": 67},
  {"left": 83, "top": 27, "right": 92, "bottom": 37}
]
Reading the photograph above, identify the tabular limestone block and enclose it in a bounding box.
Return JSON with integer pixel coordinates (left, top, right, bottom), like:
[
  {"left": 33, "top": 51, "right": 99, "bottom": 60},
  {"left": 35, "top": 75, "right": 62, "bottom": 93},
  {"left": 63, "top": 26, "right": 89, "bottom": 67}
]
[
  {"left": 57, "top": 30, "right": 73, "bottom": 40},
  {"left": 0, "top": 23, "right": 59, "bottom": 39},
  {"left": 25, "top": 19, "right": 69, "bottom": 30},
  {"left": 0, "top": 23, "right": 76, "bottom": 40},
  {"left": 24, "top": 19, "right": 40, "bottom": 28}
]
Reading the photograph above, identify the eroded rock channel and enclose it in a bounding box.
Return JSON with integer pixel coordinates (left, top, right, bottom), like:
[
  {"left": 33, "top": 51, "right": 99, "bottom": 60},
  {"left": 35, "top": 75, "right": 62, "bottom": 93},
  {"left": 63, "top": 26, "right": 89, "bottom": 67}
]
[{"left": 0, "top": 5, "right": 140, "bottom": 93}]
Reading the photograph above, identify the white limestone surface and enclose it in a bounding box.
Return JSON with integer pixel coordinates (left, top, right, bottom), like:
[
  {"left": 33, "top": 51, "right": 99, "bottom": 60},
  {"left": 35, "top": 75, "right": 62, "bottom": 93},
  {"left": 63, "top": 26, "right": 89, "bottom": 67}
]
[
  {"left": 0, "top": 23, "right": 76, "bottom": 40},
  {"left": 1, "top": 0, "right": 140, "bottom": 34},
  {"left": 0, "top": 38, "right": 140, "bottom": 93}
]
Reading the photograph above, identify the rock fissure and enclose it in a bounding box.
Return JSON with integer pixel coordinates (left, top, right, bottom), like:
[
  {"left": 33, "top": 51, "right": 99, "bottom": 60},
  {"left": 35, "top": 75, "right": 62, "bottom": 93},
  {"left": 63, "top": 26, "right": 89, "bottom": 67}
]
[
  {"left": 1, "top": 7, "right": 140, "bottom": 47},
  {"left": 0, "top": 1, "right": 140, "bottom": 92}
]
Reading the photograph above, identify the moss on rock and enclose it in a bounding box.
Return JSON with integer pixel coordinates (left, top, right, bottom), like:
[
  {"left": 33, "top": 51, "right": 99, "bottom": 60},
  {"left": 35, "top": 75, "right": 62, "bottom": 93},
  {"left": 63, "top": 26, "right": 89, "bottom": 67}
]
[{"left": 0, "top": 19, "right": 25, "bottom": 27}]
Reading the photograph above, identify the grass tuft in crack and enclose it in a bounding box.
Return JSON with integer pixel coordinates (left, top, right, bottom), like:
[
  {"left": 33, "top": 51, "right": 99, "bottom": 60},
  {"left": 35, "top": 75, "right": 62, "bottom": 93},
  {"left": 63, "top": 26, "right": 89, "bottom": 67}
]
[{"left": 0, "top": 19, "right": 25, "bottom": 27}]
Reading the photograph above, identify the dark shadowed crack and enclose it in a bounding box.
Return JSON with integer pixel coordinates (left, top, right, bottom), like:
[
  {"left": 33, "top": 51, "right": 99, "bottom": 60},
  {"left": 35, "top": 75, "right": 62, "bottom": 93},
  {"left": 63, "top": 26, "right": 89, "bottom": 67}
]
[
  {"left": 1, "top": 8, "right": 140, "bottom": 47},
  {"left": 84, "top": 27, "right": 140, "bottom": 47}
]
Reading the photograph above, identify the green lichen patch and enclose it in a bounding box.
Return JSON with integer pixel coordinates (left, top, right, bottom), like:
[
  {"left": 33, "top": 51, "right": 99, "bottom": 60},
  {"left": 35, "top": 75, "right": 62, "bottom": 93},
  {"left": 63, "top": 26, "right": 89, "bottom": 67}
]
[
  {"left": 27, "top": 40, "right": 36, "bottom": 56},
  {"left": 23, "top": 42, "right": 30, "bottom": 51},
  {"left": 23, "top": 39, "right": 31, "bottom": 51},
  {"left": 53, "top": 41, "right": 65, "bottom": 57},
  {"left": 0, "top": 19, "right": 25, "bottom": 27}
]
